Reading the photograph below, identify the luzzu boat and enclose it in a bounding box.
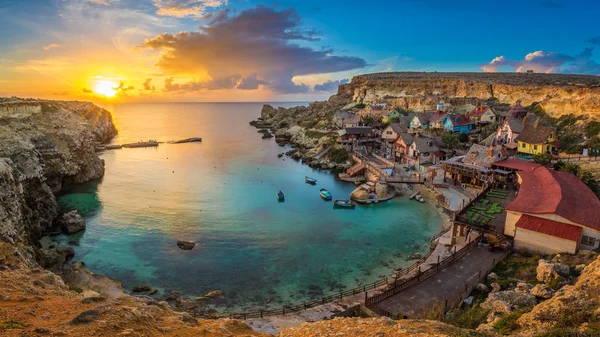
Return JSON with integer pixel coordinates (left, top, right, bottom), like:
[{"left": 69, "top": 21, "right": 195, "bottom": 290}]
[
  {"left": 333, "top": 199, "right": 356, "bottom": 209},
  {"left": 320, "top": 188, "right": 332, "bottom": 201},
  {"left": 305, "top": 176, "right": 317, "bottom": 185},
  {"left": 277, "top": 190, "right": 285, "bottom": 202}
]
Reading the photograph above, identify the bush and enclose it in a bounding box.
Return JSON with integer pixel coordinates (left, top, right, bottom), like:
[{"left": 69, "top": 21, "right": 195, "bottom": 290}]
[
  {"left": 458, "top": 133, "right": 470, "bottom": 143},
  {"left": 534, "top": 153, "right": 552, "bottom": 165},
  {"left": 558, "top": 133, "right": 583, "bottom": 154},
  {"left": 586, "top": 121, "right": 600, "bottom": 138},
  {"left": 354, "top": 103, "right": 366, "bottom": 109},
  {"left": 328, "top": 146, "right": 350, "bottom": 163},
  {"left": 494, "top": 309, "right": 530, "bottom": 335},
  {"left": 0, "top": 321, "right": 23, "bottom": 330},
  {"left": 443, "top": 303, "right": 490, "bottom": 329}
]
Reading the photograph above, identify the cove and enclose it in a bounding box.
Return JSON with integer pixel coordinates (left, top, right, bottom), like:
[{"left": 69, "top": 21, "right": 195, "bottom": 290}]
[{"left": 44, "top": 102, "right": 442, "bottom": 313}]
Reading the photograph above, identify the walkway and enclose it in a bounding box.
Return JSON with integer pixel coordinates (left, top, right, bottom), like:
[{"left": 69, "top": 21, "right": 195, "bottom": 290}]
[{"left": 375, "top": 245, "right": 506, "bottom": 317}]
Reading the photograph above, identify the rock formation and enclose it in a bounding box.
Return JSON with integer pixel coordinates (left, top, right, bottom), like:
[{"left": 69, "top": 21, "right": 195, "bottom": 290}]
[{"left": 340, "top": 72, "right": 600, "bottom": 117}]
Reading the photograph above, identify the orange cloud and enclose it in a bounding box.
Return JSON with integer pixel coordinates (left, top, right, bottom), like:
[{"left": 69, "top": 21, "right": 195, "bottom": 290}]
[
  {"left": 42, "top": 44, "right": 60, "bottom": 51},
  {"left": 153, "top": 0, "right": 227, "bottom": 18}
]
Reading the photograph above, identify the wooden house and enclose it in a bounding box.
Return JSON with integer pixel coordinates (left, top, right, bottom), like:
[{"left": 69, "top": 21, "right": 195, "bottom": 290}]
[
  {"left": 469, "top": 106, "right": 497, "bottom": 125},
  {"left": 515, "top": 120, "right": 558, "bottom": 156},
  {"left": 443, "top": 114, "right": 474, "bottom": 134}
]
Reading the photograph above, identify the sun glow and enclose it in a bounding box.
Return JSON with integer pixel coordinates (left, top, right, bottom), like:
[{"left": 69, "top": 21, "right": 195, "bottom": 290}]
[{"left": 94, "top": 80, "right": 118, "bottom": 97}]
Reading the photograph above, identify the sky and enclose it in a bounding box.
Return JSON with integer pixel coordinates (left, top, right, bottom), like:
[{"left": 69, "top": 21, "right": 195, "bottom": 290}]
[{"left": 0, "top": 0, "right": 599, "bottom": 102}]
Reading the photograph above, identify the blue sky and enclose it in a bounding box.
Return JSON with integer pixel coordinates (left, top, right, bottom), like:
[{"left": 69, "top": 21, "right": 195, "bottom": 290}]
[{"left": 0, "top": 0, "right": 598, "bottom": 101}]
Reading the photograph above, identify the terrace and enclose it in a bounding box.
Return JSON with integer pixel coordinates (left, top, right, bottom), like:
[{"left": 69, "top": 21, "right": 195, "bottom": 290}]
[{"left": 454, "top": 186, "right": 517, "bottom": 234}]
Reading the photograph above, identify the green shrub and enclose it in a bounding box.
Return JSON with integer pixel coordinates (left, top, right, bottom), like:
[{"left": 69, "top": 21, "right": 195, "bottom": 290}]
[
  {"left": 69, "top": 286, "right": 83, "bottom": 293},
  {"left": 494, "top": 309, "right": 530, "bottom": 335},
  {"left": 586, "top": 121, "right": 600, "bottom": 138},
  {"left": 354, "top": 103, "right": 366, "bottom": 109},
  {"left": 443, "top": 304, "right": 490, "bottom": 329},
  {"left": 0, "top": 321, "right": 23, "bottom": 330},
  {"left": 328, "top": 147, "right": 350, "bottom": 163}
]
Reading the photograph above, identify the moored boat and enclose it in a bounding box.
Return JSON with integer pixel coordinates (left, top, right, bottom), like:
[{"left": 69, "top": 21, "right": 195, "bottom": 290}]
[
  {"left": 319, "top": 188, "right": 332, "bottom": 201},
  {"left": 277, "top": 190, "right": 285, "bottom": 202},
  {"left": 305, "top": 176, "right": 317, "bottom": 185},
  {"left": 333, "top": 199, "right": 356, "bottom": 209}
]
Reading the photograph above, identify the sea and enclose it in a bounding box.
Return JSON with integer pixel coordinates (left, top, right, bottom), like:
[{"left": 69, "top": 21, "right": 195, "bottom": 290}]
[{"left": 43, "top": 102, "right": 442, "bottom": 313}]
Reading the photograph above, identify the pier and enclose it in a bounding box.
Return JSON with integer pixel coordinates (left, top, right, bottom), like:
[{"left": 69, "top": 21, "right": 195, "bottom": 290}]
[{"left": 339, "top": 151, "right": 425, "bottom": 184}]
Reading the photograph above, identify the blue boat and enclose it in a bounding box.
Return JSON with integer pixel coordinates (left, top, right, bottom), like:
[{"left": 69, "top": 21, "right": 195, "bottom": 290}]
[
  {"left": 305, "top": 176, "right": 317, "bottom": 185},
  {"left": 277, "top": 190, "right": 285, "bottom": 202},
  {"left": 333, "top": 199, "right": 356, "bottom": 209},
  {"left": 319, "top": 188, "right": 332, "bottom": 201}
]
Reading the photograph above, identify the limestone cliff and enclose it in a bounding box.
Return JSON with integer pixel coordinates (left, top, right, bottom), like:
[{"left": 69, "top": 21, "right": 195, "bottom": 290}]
[
  {"left": 340, "top": 72, "right": 600, "bottom": 117},
  {"left": 0, "top": 99, "right": 117, "bottom": 244}
]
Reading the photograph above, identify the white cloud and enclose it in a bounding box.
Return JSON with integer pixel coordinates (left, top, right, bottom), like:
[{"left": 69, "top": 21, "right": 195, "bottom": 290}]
[{"left": 153, "top": 0, "right": 228, "bottom": 18}]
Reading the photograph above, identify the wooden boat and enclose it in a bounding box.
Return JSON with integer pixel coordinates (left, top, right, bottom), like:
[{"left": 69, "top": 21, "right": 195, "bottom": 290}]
[
  {"left": 333, "top": 199, "right": 356, "bottom": 209},
  {"left": 277, "top": 190, "right": 285, "bottom": 202},
  {"left": 305, "top": 176, "right": 317, "bottom": 185},
  {"left": 320, "top": 188, "right": 332, "bottom": 201}
]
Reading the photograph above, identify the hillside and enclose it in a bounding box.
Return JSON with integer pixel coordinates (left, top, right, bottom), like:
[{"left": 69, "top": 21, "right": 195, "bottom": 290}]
[{"left": 339, "top": 72, "right": 600, "bottom": 117}]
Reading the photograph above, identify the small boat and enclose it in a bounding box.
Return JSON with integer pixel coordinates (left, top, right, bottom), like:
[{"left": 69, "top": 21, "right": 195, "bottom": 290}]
[
  {"left": 320, "top": 188, "right": 332, "bottom": 201},
  {"left": 277, "top": 190, "right": 285, "bottom": 202},
  {"left": 333, "top": 199, "right": 356, "bottom": 209},
  {"left": 305, "top": 176, "right": 317, "bottom": 185}
]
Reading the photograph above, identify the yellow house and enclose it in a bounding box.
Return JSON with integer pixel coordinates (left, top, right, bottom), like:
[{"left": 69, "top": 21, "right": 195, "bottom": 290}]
[
  {"left": 515, "top": 120, "right": 557, "bottom": 155},
  {"left": 504, "top": 167, "right": 600, "bottom": 254}
]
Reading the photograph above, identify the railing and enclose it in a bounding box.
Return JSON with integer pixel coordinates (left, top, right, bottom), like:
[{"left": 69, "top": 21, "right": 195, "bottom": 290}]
[
  {"left": 554, "top": 155, "right": 600, "bottom": 163},
  {"left": 222, "top": 231, "right": 446, "bottom": 320},
  {"left": 365, "top": 235, "right": 482, "bottom": 314}
]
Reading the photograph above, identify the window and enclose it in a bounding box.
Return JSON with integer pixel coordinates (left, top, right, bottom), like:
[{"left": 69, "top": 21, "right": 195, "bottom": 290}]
[
  {"left": 386, "top": 131, "right": 393, "bottom": 135},
  {"left": 521, "top": 143, "right": 526, "bottom": 148},
  {"left": 582, "top": 235, "right": 596, "bottom": 246},
  {"left": 534, "top": 145, "right": 538, "bottom": 150}
]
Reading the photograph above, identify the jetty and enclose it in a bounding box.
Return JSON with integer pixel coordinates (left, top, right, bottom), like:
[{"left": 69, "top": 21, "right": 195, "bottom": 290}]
[
  {"left": 339, "top": 151, "right": 425, "bottom": 184},
  {"left": 123, "top": 141, "right": 159, "bottom": 148},
  {"left": 168, "top": 137, "right": 202, "bottom": 144}
]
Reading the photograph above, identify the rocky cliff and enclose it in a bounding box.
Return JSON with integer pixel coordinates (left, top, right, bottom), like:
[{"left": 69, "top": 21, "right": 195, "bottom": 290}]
[
  {"left": 340, "top": 72, "right": 600, "bottom": 117},
  {"left": 0, "top": 100, "right": 117, "bottom": 245}
]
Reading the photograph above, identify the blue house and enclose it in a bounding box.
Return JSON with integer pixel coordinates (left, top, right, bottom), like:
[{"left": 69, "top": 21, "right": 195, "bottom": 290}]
[{"left": 443, "top": 114, "right": 474, "bottom": 134}]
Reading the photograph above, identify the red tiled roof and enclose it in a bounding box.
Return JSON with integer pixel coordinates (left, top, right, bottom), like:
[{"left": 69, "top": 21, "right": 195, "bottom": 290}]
[
  {"left": 492, "top": 159, "right": 541, "bottom": 172},
  {"left": 469, "top": 106, "right": 495, "bottom": 118},
  {"left": 448, "top": 114, "right": 472, "bottom": 126},
  {"left": 516, "top": 215, "right": 582, "bottom": 241},
  {"left": 506, "top": 167, "right": 600, "bottom": 230}
]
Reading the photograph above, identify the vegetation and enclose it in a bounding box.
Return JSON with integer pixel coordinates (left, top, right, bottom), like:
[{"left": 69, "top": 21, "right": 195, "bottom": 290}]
[
  {"left": 525, "top": 103, "right": 588, "bottom": 154},
  {"left": 533, "top": 153, "right": 552, "bottom": 165},
  {"left": 40, "top": 102, "right": 55, "bottom": 113},
  {"left": 493, "top": 309, "right": 530, "bottom": 335},
  {"left": 69, "top": 286, "right": 84, "bottom": 293},
  {"left": 0, "top": 321, "right": 23, "bottom": 330},
  {"left": 491, "top": 251, "right": 545, "bottom": 288},
  {"left": 443, "top": 303, "right": 490, "bottom": 330},
  {"left": 535, "top": 307, "right": 600, "bottom": 337},
  {"left": 354, "top": 103, "right": 366, "bottom": 109},
  {"left": 441, "top": 133, "right": 460, "bottom": 149},
  {"left": 585, "top": 121, "right": 600, "bottom": 138},
  {"left": 328, "top": 146, "right": 350, "bottom": 163},
  {"left": 553, "top": 161, "right": 600, "bottom": 197},
  {"left": 458, "top": 133, "right": 470, "bottom": 143}
]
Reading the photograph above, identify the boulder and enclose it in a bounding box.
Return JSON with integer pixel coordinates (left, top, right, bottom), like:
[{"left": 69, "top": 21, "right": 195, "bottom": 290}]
[
  {"left": 481, "top": 290, "right": 537, "bottom": 316},
  {"left": 176, "top": 240, "right": 196, "bottom": 250},
  {"left": 536, "top": 259, "right": 570, "bottom": 283},
  {"left": 41, "top": 247, "right": 75, "bottom": 270},
  {"left": 530, "top": 284, "right": 554, "bottom": 299},
  {"left": 515, "top": 282, "right": 532, "bottom": 293},
  {"left": 475, "top": 283, "right": 489, "bottom": 293},
  {"left": 57, "top": 210, "right": 86, "bottom": 234},
  {"left": 487, "top": 272, "right": 498, "bottom": 282},
  {"left": 574, "top": 264, "right": 586, "bottom": 274},
  {"left": 490, "top": 283, "right": 501, "bottom": 293},
  {"left": 132, "top": 285, "right": 151, "bottom": 293},
  {"left": 204, "top": 289, "right": 223, "bottom": 298}
]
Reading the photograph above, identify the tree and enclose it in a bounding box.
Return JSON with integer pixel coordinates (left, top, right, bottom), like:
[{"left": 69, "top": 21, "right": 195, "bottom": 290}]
[
  {"left": 458, "top": 133, "right": 470, "bottom": 143},
  {"left": 533, "top": 153, "right": 552, "bottom": 165},
  {"left": 441, "top": 133, "right": 460, "bottom": 150}
]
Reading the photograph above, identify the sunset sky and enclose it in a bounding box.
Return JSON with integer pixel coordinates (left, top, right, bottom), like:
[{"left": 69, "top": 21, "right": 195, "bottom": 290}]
[{"left": 1, "top": 0, "right": 599, "bottom": 102}]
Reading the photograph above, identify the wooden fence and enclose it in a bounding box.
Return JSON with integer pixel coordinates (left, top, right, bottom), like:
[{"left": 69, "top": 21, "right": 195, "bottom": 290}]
[
  {"left": 364, "top": 234, "right": 483, "bottom": 316},
  {"left": 554, "top": 155, "right": 600, "bottom": 163},
  {"left": 223, "top": 231, "right": 446, "bottom": 320}
]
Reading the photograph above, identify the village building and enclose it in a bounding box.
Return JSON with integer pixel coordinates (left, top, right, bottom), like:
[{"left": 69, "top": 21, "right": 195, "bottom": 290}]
[
  {"left": 382, "top": 108, "right": 404, "bottom": 123},
  {"left": 443, "top": 114, "right": 474, "bottom": 134},
  {"left": 406, "top": 136, "right": 444, "bottom": 172},
  {"left": 341, "top": 113, "right": 363, "bottom": 128},
  {"left": 469, "top": 106, "right": 497, "bottom": 125},
  {"left": 409, "top": 111, "right": 432, "bottom": 130},
  {"left": 333, "top": 110, "right": 351, "bottom": 128},
  {"left": 429, "top": 110, "right": 449, "bottom": 130},
  {"left": 394, "top": 132, "right": 414, "bottom": 163},
  {"left": 440, "top": 144, "right": 509, "bottom": 188},
  {"left": 504, "top": 166, "right": 600, "bottom": 254},
  {"left": 516, "top": 119, "right": 558, "bottom": 156},
  {"left": 509, "top": 100, "right": 527, "bottom": 118},
  {"left": 381, "top": 123, "right": 408, "bottom": 158},
  {"left": 337, "top": 126, "right": 375, "bottom": 152}
]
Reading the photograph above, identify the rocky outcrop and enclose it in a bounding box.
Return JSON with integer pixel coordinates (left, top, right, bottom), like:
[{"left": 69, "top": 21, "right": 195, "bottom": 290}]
[
  {"left": 340, "top": 72, "right": 600, "bottom": 117},
  {"left": 57, "top": 210, "right": 86, "bottom": 234},
  {"left": 0, "top": 99, "right": 116, "bottom": 245},
  {"left": 536, "top": 259, "right": 570, "bottom": 283},
  {"left": 177, "top": 240, "right": 196, "bottom": 250},
  {"left": 481, "top": 287, "right": 537, "bottom": 324}
]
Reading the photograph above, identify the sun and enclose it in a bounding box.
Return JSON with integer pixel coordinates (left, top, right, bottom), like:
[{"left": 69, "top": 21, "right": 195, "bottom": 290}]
[{"left": 93, "top": 80, "right": 117, "bottom": 97}]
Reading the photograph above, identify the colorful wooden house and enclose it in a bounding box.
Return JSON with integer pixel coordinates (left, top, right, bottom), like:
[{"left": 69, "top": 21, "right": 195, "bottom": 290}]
[
  {"left": 443, "top": 114, "right": 474, "bottom": 134},
  {"left": 394, "top": 132, "right": 414, "bottom": 162},
  {"left": 409, "top": 111, "right": 432, "bottom": 130},
  {"left": 509, "top": 100, "right": 527, "bottom": 119},
  {"left": 469, "top": 106, "right": 497, "bottom": 125},
  {"left": 515, "top": 120, "right": 558, "bottom": 155}
]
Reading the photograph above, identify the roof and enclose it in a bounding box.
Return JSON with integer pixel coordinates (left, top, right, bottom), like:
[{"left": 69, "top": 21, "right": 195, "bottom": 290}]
[
  {"left": 446, "top": 114, "right": 473, "bottom": 127},
  {"left": 389, "top": 123, "right": 408, "bottom": 133},
  {"left": 344, "top": 126, "right": 373, "bottom": 135},
  {"left": 469, "top": 106, "right": 496, "bottom": 118},
  {"left": 462, "top": 144, "right": 506, "bottom": 168},
  {"left": 344, "top": 114, "right": 362, "bottom": 124},
  {"left": 429, "top": 111, "right": 448, "bottom": 123},
  {"left": 509, "top": 101, "right": 527, "bottom": 117},
  {"left": 412, "top": 137, "right": 439, "bottom": 152},
  {"left": 492, "top": 158, "right": 541, "bottom": 171},
  {"left": 335, "top": 111, "right": 350, "bottom": 119},
  {"left": 516, "top": 214, "right": 582, "bottom": 241},
  {"left": 413, "top": 111, "right": 433, "bottom": 124},
  {"left": 396, "top": 132, "right": 414, "bottom": 145},
  {"left": 516, "top": 123, "right": 556, "bottom": 144},
  {"left": 506, "top": 167, "right": 600, "bottom": 230},
  {"left": 504, "top": 142, "right": 518, "bottom": 149}
]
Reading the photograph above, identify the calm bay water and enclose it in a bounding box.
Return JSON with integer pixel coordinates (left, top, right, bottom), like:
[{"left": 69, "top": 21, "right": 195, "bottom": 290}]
[{"left": 46, "top": 102, "right": 441, "bottom": 313}]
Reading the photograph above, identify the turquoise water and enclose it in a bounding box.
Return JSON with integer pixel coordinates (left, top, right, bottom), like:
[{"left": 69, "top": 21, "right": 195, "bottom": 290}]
[{"left": 47, "top": 102, "right": 441, "bottom": 313}]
